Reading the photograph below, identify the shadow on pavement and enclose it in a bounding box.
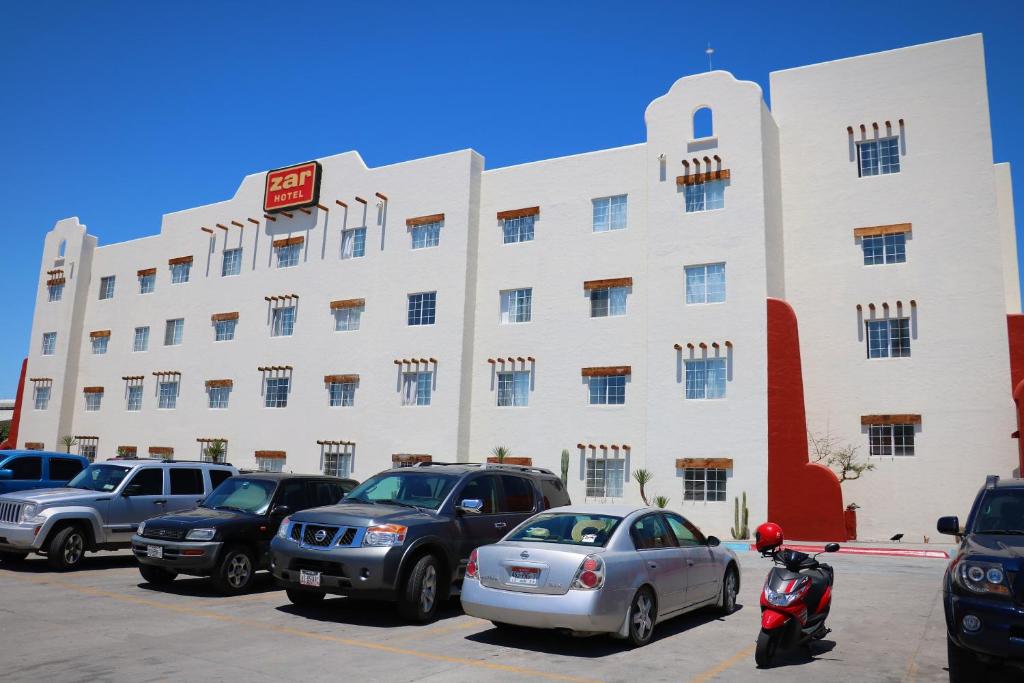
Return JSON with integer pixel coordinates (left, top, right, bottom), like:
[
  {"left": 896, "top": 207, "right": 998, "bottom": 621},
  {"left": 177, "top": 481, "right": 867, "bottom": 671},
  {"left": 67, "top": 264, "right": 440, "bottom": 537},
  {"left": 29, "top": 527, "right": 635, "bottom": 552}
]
[
  {"left": 0, "top": 553, "right": 136, "bottom": 573},
  {"left": 275, "top": 595, "right": 466, "bottom": 628},
  {"left": 137, "top": 571, "right": 281, "bottom": 598}
]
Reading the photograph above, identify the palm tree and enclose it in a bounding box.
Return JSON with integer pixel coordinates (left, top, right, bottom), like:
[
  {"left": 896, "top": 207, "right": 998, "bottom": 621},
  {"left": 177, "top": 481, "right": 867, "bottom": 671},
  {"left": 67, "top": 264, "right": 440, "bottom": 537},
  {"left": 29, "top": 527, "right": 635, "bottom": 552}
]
[
  {"left": 490, "top": 445, "right": 511, "bottom": 463},
  {"left": 204, "top": 439, "right": 227, "bottom": 464},
  {"left": 60, "top": 435, "right": 78, "bottom": 454},
  {"left": 633, "top": 469, "right": 653, "bottom": 506}
]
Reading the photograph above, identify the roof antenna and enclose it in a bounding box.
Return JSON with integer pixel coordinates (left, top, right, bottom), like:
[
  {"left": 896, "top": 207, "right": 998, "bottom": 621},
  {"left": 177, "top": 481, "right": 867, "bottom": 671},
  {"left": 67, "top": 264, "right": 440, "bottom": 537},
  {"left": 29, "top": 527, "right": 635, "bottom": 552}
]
[{"left": 705, "top": 42, "right": 714, "bottom": 72}]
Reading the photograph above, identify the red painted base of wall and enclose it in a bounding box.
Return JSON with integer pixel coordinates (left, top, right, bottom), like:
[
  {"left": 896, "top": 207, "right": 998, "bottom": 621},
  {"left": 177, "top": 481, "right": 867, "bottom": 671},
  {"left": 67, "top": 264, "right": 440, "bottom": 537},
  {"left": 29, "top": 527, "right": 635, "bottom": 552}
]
[
  {"left": 767, "top": 298, "right": 847, "bottom": 542},
  {"left": 1006, "top": 315, "right": 1024, "bottom": 474},
  {"left": 0, "top": 358, "right": 26, "bottom": 450},
  {"left": 844, "top": 509, "right": 858, "bottom": 541}
]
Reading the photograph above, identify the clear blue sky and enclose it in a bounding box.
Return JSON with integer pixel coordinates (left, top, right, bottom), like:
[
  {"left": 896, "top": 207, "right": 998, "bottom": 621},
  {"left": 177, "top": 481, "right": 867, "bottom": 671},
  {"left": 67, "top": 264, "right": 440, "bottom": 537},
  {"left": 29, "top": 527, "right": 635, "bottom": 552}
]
[{"left": 1, "top": 1, "right": 1021, "bottom": 397}]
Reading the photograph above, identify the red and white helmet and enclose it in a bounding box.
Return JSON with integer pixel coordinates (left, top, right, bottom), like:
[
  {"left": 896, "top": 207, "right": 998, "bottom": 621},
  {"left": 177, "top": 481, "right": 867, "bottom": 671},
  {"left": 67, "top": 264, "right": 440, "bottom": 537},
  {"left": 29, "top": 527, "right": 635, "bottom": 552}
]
[{"left": 755, "top": 522, "right": 784, "bottom": 553}]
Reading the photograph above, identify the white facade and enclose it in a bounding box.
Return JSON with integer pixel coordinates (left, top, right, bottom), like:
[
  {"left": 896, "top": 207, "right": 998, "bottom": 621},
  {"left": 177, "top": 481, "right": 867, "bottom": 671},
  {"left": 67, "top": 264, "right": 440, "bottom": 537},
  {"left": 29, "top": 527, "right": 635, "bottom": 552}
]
[{"left": 18, "top": 35, "right": 1018, "bottom": 540}]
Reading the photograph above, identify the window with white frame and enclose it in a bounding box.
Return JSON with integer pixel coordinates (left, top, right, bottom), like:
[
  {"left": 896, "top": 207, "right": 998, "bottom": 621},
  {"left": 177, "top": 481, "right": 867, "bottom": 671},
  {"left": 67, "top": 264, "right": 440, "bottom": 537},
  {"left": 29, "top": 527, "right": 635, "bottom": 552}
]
[
  {"left": 334, "top": 307, "right": 361, "bottom": 331},
  {"left": 208, "top": 386, "right": 230, "bottom": 409},
  {"left": 862, "top": 233, "right": 907, "bottom": 265},
  {"left": 408, "top": 292, "right": 436, "bottom": 326},
  {"left": 685, "top": 358, "right": 727, "bottom": 399},
  {"left": 684, "top": 180, "right": 725, "bottom": 213},
  {"left": 411, "top": 221, "right": 442, "bottom": 249},
  {"left": 214, "top": 319, "right": 236, "bottom": 342},
  {"left": 328, "top": 381, "right": 356, "bottom": 407},
  {"left": 683, "top": 468, "right": 727, "bottom": 502},
  {"left": 126, "top": 385, "right": 143, "bottom": 411},
  {"left": 500, "top": 288, "right": 532, "bottom": 324},
  {"left": 857, "top": 137, "right": 900, "bottom": 177},
  {"left": 99, "top": 275, "right": 116, "bottom": 300},
  {"left": 341, "top": 228, "right": 366, "bottom": 259},
  {"left": 585, "top": 455, "right": 625, "bottom": 498},
  {"left": 133, "top": 326, "right": 149, "bottom": 352},
  {"left": 685, "top": 263, "right": 726, "bottom": 304},
  {"left": 257, "top": 456, "right": 284, "bottom": 473},
  {"left": 91, "top": 336, "right": 108, "bottom": 355},
  {"left": 866, "top": 318, "right": 910, "bottom": 358},
  {"left": 589, "top": 375, "right": 626, "bottom": 405},
  {"left": 265, "top": 377, "right": 289, "bottom": 408},
  {"left": 271, "top": 306, "right": 295, "bottom": 337},
  {"left": 164, "top": 319, "right": 184, "bottom": 346},
  {"left": 497, "top": 371, "right": 529, "bottom": 407},
  {"left": 41, "top": 332, "right": 56, "bottom": 356},
  {"left": 201, "top": 442, "right": 228, "bottom": 463},
  {"left": 502, "top": 215, "right": 535, "bottom": 244},
  {"left": 48, "top": 283, "right": 63, "bottom": 302},
  {"left": 590, "top": 287, "right": 628, "bottom": 317},
  {"left": 868, "top": 423, "right": 915, "bottom": 456},
  {"left": 222, "top": 248, "right": 242, "bottom": 276},
  {"left": 158, "top": 381, "right": 178, "bottom": 409},
  {"left": 85, "top": 392, "right": 102, "bottom": 412},
  {"left": 275, "top": 243, "right": 301, "bottom": 268},
  {"left": 139, "top": 273, "right": 155, "bottom": 294},
  {"left": 79, "top": 444, "right": 97, "bottom": 462},
  {"left": 402, "top": 372, "right": 432, "bottom": 406},
  {"left": 592, "top": 195, "right": 627, "bottom": 232},
  {"left": 322, "top": 447, "right": 352, "bottom": 478},
  {"left": 170, "top": 262, "right": 191, "bottom": 284},
  {"left": 33, "top": 386, "right": 50, "bottom": 410}
]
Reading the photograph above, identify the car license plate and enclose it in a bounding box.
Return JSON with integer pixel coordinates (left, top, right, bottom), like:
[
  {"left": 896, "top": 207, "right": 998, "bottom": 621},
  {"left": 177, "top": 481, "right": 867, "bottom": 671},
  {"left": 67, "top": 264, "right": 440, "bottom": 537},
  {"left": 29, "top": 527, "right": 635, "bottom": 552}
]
[
  {"left": 146, "top": 545, "right": 163, "bottom": 559},
  {"left": 299, "top": 569, "right": 321, "bottom": 587},
  {"left": 509, "top": 567, "right": 539, "bottom": 586}
]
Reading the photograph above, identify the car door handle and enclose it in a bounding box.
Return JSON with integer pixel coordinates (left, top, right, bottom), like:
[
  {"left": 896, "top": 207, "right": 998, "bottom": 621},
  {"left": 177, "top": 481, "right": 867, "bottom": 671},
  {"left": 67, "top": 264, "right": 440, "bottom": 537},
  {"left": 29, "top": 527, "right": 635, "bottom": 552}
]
[
  {"left": 687, "top": 560, "right": 695, "bottom": 566},
  {"left": 494, "top": 522, "right": 508, "bottom": 529},
  {"left": 153, "top": 500, "right": 167, "bottom": 505},
  {"left": 648, "top": 562, "right": 658, "bottom": 569}
]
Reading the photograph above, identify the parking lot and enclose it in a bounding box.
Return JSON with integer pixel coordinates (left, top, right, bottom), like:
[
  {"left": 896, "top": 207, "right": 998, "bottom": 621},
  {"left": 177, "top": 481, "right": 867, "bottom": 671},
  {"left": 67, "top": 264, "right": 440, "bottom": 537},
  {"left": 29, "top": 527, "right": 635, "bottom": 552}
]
[{"left": 1, "top": 547, "right": 1000, "bottom": 683}]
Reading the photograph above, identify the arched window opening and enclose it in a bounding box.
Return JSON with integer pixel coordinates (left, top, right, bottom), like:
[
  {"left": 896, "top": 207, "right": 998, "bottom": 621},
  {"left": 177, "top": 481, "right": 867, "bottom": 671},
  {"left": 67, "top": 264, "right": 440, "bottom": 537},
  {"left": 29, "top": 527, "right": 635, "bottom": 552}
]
[{"left": 693, "top": 106, "right": 713, "bottom": 139}]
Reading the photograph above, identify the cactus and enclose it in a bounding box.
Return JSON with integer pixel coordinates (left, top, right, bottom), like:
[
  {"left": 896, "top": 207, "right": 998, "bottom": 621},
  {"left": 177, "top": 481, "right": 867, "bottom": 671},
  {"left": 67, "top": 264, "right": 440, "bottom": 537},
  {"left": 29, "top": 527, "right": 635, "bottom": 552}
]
[
  {"left": 730, "top": 491, "right": 750, "bottom": 539},
  {"left": 653, "top": 495, "right": 670, "bottom": 509},
  {"left": 560, "top": 449, "right": 570, "bottom": 487}
]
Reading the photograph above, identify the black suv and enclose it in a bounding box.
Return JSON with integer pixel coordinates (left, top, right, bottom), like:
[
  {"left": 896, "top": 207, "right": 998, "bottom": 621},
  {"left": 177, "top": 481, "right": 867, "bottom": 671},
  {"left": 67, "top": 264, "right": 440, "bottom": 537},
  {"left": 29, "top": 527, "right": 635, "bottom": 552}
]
[
  {"left": 938, "top": 475, "right": 1024, "bottom": 680},
  {"left": 270, "top": 462, "right": 571, "bottom": 621},
  {"left": 133, "top": 473, "right": 357, "bottom": 594}
]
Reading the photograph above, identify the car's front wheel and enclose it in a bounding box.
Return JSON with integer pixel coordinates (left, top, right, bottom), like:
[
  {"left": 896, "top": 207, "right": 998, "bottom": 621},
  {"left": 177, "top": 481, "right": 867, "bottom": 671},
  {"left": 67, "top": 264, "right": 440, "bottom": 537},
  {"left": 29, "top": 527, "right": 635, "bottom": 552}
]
[
  {"left": 139, "top": 564, "right": 177, "bottom": 586},
  {"left": 212, "top": 545, "right": 255, "bottom": 594},
  {"left": 947, "top": 636, "right": 989, "bottom": 682},
  {"left": 398, "top": 554, "right": 441, "bottom": 623},
  {"left": 286, "top": 588, "right": 326, "bottom": 606},
  {"left": 626, "top": 587, "right": 656, "bottom": 647},
  {"left": 719, "top": 565, "right": 738, "bottom": 614},
  {"left": 46, "top": 525, "right": 86, "bottom": 571}
]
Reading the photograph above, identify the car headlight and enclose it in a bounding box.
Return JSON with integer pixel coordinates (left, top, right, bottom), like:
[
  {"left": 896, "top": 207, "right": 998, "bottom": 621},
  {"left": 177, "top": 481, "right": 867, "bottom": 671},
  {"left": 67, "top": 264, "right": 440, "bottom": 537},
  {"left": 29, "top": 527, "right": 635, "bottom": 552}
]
[
  {"left": 137, "top": 521, "right": 146, "bottom": 536},
  {"left": 185, "top": 528, "right": 216, "bottom": 541},
  {"left": 362, "top": 524, "right": 407, "bottom": 547},
  {"left": 276, "top": 516, "right": 293, "bottom": 540},
  {"left": 955, "top": 560, "right": 1010, "bottom": 596},
  {"left": 20, "top": 504, "right": 45, "bottom": 524}
]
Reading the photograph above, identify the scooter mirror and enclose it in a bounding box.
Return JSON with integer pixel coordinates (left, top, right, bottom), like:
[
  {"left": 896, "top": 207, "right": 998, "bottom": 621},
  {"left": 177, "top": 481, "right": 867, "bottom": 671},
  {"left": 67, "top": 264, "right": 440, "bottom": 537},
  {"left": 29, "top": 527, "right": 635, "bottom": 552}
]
[{"left": 824, "top": 543, "right": 840, "bottom": 553}]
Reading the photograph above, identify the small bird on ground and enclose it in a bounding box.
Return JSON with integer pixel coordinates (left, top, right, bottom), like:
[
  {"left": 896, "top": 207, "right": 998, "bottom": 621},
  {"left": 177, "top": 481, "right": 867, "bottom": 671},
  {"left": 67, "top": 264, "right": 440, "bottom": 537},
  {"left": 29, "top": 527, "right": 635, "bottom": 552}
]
[{"left": 890, "top": 533, "right": 904, "bottom": 542}]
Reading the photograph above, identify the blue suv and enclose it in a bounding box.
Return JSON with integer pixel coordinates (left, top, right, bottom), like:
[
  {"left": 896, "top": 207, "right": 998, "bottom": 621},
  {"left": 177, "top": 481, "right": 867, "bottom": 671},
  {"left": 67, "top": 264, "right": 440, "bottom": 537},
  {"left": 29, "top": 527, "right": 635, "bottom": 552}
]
[
  {"left": 0, "top": 451, "right": 90, "bottom": 494},
  {"left": 938, "top": 475, "right": 1024, "bottom": 681}
]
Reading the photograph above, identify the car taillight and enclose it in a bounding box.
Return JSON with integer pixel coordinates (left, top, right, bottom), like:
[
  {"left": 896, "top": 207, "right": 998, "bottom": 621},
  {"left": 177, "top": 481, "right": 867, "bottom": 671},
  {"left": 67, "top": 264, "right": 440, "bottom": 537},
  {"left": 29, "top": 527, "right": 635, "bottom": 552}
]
[
  {"left": 466, "top": 549, "right": 479, "bottom": 580},
  {"left": 571, "top": 554, "right": 605, "bottom": 590}
]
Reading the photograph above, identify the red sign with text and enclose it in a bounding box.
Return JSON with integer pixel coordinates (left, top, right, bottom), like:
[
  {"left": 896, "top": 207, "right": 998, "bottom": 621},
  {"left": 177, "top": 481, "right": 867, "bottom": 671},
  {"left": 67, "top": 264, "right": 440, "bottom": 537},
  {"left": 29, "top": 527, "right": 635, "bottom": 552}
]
[{"left": 263, "top": 161, "right": 322, "bottom": 213}]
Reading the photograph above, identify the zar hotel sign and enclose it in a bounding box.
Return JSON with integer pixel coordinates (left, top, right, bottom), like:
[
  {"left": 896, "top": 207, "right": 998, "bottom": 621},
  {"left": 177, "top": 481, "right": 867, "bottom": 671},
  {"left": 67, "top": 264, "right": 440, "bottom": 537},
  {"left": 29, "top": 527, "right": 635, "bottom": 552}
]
[{"left": 263, "top": 160, "right": 322, "bottom": 213}]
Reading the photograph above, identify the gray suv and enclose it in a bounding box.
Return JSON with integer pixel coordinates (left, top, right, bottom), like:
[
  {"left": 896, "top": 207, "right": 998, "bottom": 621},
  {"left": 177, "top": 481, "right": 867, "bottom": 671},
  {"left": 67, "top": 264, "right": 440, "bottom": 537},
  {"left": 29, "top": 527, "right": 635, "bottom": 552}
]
[
  {"left": 270, "top": 462, "right": 571, "bottom": 622},
  {"left": 0, "top": 458, "right": 236, "bottom": 570}
]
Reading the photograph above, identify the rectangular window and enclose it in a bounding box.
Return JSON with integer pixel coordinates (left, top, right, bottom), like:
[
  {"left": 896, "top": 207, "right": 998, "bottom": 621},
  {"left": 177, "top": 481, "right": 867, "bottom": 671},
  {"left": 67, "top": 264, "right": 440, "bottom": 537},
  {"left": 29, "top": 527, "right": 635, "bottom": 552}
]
[
  {"left": 869, "top": 423, "right": 916, "bottom": 456},
  {"left": 341, "top": 228, "right": 366, "bottom": 259},
  {"left": 133, "top": 326, "right": 150, "bottom": 352},
  {"left": 497, "top": 371, "right": 530, "bottom": 407},
  {"left": 683, "top": 468, "right": 727, "bottom": 502},
  {"left": 685, "top": 263, "right": 726, "bottom": 304},
  {"left": 99, "top": 276, "right": 116, "bottom": 300},
  {"left": 500, "top": 288, "right": 532, "bottom": 324},
  {"left": 91, "top": 336, "right": 108, "bottom": 355},
  {"left": 170, "top": 262, "right": 191, "bottom": 284},
  {"left": 257, "top": 457, "right": 284, "bottom": 473},
  {"left": 265, "top": 377, "right": 290, "bottom": 408},
  {"left": 85, "top": 392, "right": 102, "bottom": 412},
  {"left": 411, "top": 221, "right": 442, "bottom": 249},
  {"left": 334, "top": 307, "right": 361, "bottom": 332},
  {"left": 271, "top": 306, "right": 296, "bottom": 337},
  {"left": 857, "top": 137, "right": 900, "bottom": 177},
  {"left": 214, "top": 319, "right": 236, "bottom": 341},
  {"left": 685, "top": 358, "right": 727, "bottom": 399},
  {"left": 158, "top": 381, "right": 178, "bottom": 409},
  {"left": 589, "top": 375, "right": 626, "bottom": 405},
  {"left": 126, "top": 385, "right": 143, "bottom": 411},
  {"left": 590, "top": 287, "right": 628, "bottom": 317},
  {"left": 275, "top": 243, "right": 301, "bottom": 268},
  {"left": 139, "top": 273, "right": 155, "bottom": 294},
  {"left": 33, "top": 386, "right": 50, "bottom": 410},
  {"left": 48, "top": 284, "right": 63, "bottom": 302},
  {"left": 592, "top": 195, "right": 627, "bottom": 232},
  {"left": 41, "top": 332, "right": 56, "bottom": 356},
  {"left": 684, "top": 180, "right": 725, "bottom": 213},
  {"left": 164, "top": 319, "right": 184, "bottom": 346},
  {"left": 79, "top": 445, "right": 97, "bottom": 463},
  {"left": 862, "top": 233, "right": 907, "bottom": 266},
  {"left": 222, "top": 248, "right": 242, "bottom": 276},
  {"left": 585, "top": 457, "right": 624, "bottom": 498},
  {"left": 208, "top": 386, "right": 230, "bottom": 409},
  {"left": 866, "top": 318, "right": 911, "bottom": 358},
  {"left": 323, "top": 452, "right": 352, "bottom": 478},
  {"left": 502, "top": 215, "right": 535, "bottom": 244},
  {"left": 407, "top": 292, "right": 437, "bottom": 326},
  {"left": 402, "top": 372, "right": 432, "bottom": 406},
  {"left": 328, "top": 382, "right": 356, "bottom": 407}
]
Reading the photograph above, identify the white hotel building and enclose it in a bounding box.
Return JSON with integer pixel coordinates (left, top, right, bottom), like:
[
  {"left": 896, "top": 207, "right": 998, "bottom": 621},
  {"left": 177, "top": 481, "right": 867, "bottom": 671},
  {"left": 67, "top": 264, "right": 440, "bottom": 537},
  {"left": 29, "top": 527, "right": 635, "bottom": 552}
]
[{"left": 16, "top": 35, "right": 1019, "bottom": 541}]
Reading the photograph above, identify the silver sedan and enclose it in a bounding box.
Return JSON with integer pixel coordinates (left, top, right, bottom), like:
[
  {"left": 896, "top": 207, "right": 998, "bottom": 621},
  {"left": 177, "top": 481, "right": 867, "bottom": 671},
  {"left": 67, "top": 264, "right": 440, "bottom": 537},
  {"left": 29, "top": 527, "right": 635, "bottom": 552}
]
[{"left": 460, "top": 504, "right": 739, "bottom": 646}]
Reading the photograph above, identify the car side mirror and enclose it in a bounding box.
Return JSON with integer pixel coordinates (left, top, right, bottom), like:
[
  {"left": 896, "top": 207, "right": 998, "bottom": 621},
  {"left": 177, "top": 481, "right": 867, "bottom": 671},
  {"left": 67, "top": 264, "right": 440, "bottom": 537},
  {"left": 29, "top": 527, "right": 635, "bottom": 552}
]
[
  {"left": 706, "top": 535, "right": 720, "bottom": 547},
  {"left": 0, "top": 469, "right": 12, "bottom": 480},
  {"left": 457, "top": 499, "right": 484, "bottom": 515},
  {"left": 824, "top": 542, "right": 840, "bottom": 553},
  {"left": 270, "top": 505, "right": 290, "bottom": 518},
  {"left": 122, "top": 483, "right": 143, "bottom": 497},
  {"left": 937, "top": 516, "right": 961, "bottom": 535}
]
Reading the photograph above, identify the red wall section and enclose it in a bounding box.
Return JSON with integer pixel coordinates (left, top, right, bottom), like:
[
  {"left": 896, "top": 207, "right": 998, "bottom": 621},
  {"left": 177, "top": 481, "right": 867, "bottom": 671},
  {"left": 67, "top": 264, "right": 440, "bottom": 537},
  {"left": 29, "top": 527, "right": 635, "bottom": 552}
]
[
  {"left": 767, "top": 298, "right": 847, "bottom": 541},
  {"left": 0, "top": 358, "right": 27, "bottom": 450},
  {"left": 1006, "top": 315, "right": 1024, "bottom": 473}
]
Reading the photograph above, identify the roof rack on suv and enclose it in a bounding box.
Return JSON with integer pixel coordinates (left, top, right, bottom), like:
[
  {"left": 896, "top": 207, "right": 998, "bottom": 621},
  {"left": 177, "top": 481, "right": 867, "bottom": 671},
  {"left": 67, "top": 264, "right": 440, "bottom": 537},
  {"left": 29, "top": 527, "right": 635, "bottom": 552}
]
[
  {"left": 481, "top": 463, "right": 556, "bottom": 476},
  {"left": 986, "top": 474, "right": 1000, "bottom": 489},
  {"left": 159, "top": 458, "right": 234, "bottom": 465}
]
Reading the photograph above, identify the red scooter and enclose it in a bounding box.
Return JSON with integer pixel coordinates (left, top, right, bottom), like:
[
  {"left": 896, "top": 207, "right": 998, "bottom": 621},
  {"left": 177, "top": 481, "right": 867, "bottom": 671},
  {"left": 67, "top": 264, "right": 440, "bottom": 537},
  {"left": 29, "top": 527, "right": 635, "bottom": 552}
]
[{"left": 753, "top": 522, "right": 840, "bottom": 668}]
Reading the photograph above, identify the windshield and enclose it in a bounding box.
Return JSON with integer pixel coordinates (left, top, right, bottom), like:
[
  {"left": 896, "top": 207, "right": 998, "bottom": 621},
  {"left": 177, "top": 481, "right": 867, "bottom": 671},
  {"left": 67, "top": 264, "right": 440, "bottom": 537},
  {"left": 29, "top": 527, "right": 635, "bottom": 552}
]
[
  {"left": 974, "top": 490, "right": 1024, "bottom": 534},
  {"left": 203, "top": 478, "right": 277, "bottom": 515},
  {"left": 66, "top": 464, "right": 131, "bottom": 492},
  {"left": 507, "top": 513, "right": 623, "bottom": 547},
  {"left": 343, "top": 472, "right": 457, "bottom": 511}
]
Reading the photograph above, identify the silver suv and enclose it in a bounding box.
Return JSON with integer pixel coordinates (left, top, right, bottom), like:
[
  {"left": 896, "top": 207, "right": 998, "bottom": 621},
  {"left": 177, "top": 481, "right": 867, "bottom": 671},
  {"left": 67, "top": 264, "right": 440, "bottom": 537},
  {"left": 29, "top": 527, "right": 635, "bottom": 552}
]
[{"left": 0, "top": 458, "right": 236, "bottom": 570}]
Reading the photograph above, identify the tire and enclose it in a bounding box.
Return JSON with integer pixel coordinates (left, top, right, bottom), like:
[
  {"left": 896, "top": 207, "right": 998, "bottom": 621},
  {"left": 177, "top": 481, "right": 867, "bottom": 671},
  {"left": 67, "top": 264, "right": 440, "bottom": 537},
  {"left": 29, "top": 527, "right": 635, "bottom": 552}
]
[
  {"left": 211, "top": 545, "right": 255, "bottom": 595},
  {"left": 947, "top": 636, "right": 988, "bottom": 682},
  {"left": 626, "top": 587, "right": 656, "bottom": 647},
  {"left": 0, "top": 551, "right": 29, "bottom": 563},
  {"left": 46, "top": 525, "right": 87, "bottom": 571},
  {"left": 398, "top": 554, "right": 441, "bottom": 623},
  {"left": 138, "top": 564, "right": 177, "bottom": 586},
  {"left": 286, "top": 588, "right": 326, "bottom": 606},
  {"left": 755, "top": 628, "right": 780, "bottom": 668},
  {"left": 718, "top": 565, "right": 738, "bottom": 614}
]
